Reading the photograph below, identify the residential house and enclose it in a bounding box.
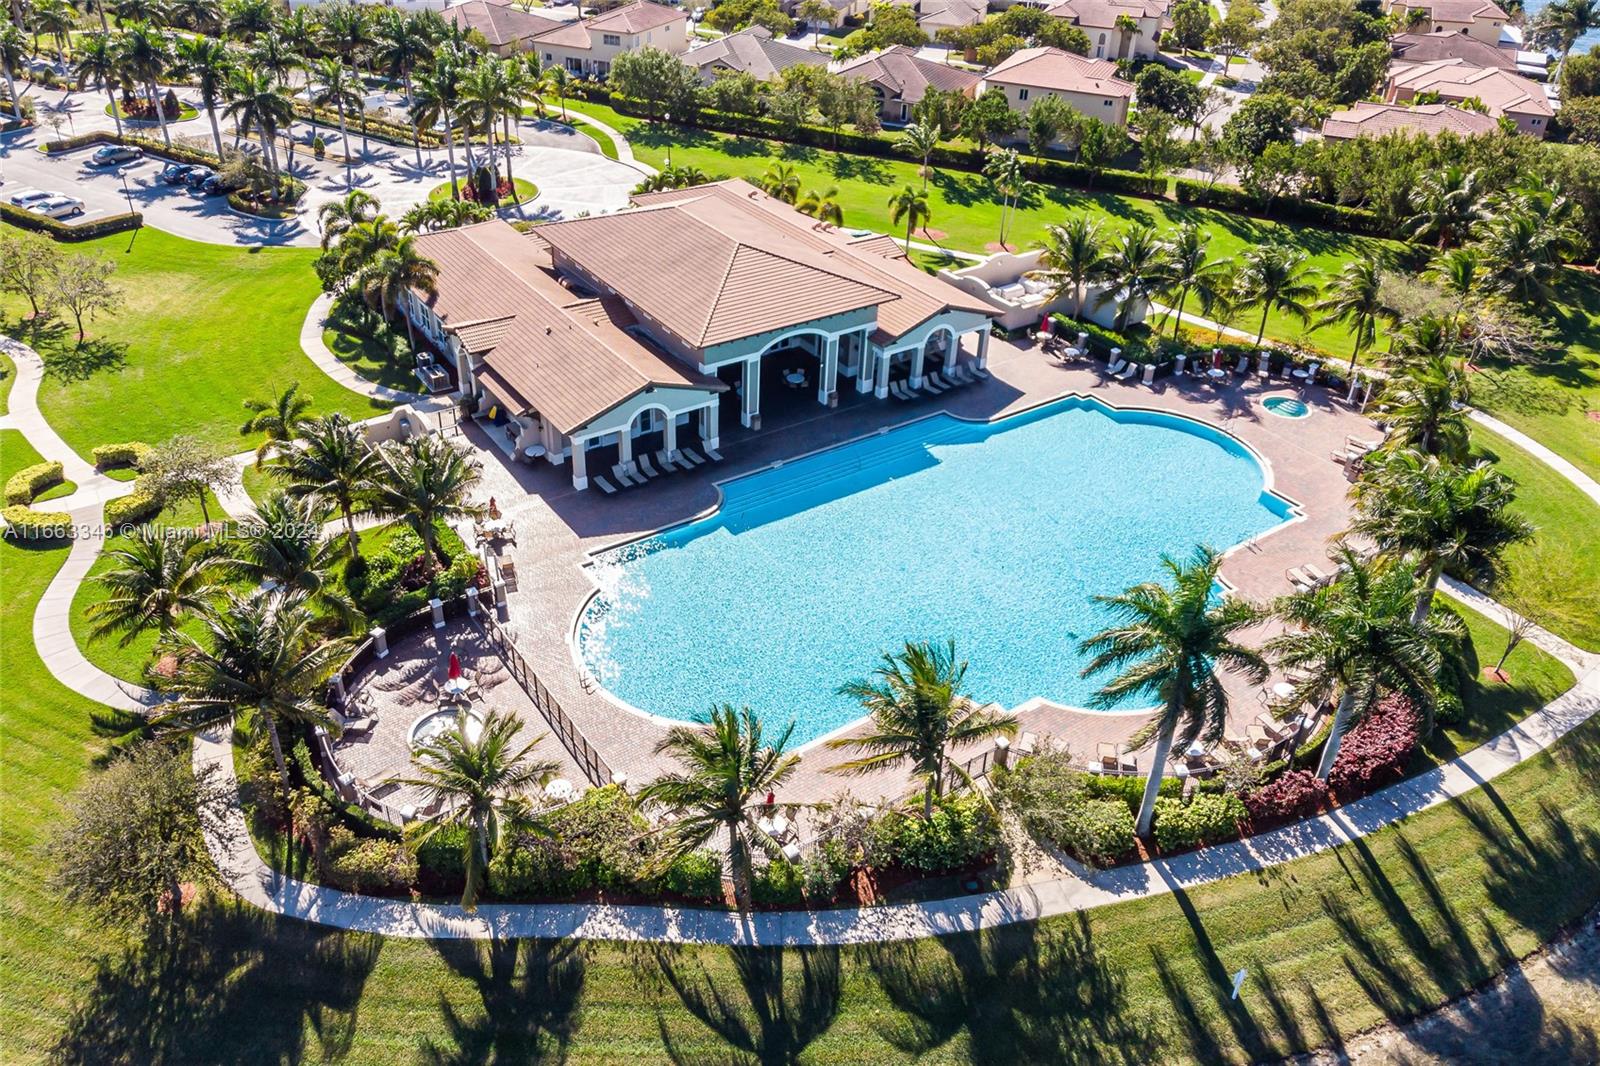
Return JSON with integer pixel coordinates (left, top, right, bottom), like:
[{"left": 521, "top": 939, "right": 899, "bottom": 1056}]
[
  {"left": 832, "top": 45, "right": 981, "bottom": 123},
  {"left": 1381, "top": 0, "right": 1509, "bottom": 48},
  {"left": 1389, "top": 29, "right": 1514, "bottom": 69},
  {"left": 1044, "top": 0, "right": 1171, "bottom": 61},
  {"left": 402, "top": 180, "right": 997, "bottom": 490},
  {"left": 780, "top": 0, "right": 873, "bottom": 27},
  {"left": 1384, "top": 57, "right": 1552, "bottom": 136},
  {"left": 977, "top": 46, "right": 1133, "bottom": 128},
  {"left": 681, "top": 26, "right": 828, "bottom": 84},
  {"left": 1320, "top": 99, "right": 1501, "bottom": 140},
  {"left": 531, "top": 0, "right": 688, "bottom": 79},
  {"left": 444, "top": 0, "right": 564, "bottom": 57},
  {"left": 887, "top": 0, "right": 989, "bottom": 33}
]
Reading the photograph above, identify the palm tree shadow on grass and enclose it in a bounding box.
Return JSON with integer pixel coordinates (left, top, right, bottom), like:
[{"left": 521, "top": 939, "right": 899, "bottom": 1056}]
[
  {"left": 639, "top": 943, "right": 842, "bottom": 1066},
  {"left": 51, "top": 898, "right": 382, "bottom": 1066},
  {"left": 861, "top": 914, "right": 1156, "bottom": 1064},
  {"left": 416, "top": 938, "right": 588, "bottom": 1066}
]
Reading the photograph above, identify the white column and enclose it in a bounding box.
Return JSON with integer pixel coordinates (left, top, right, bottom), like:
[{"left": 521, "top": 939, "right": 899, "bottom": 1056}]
[
  {"left": 818, "top": 334, "right": 839, "bottom": 406},
  {"left": 570, "top": 436, "right": 588, "bottom": 490},
  {"left": 910, "top": 342, "right": 926, "bottom": 390},
  {"left": 875, "top": 348, "right": 891, "bottom": 399},
  {"left": 741, "top": 357, "right": 761, "bottom": 429},
  {"left": 944, "top": 332, "right": 959, "bottom": 373},
  {"left": 976, "top": 329, "right": 991, "bottom": 370},
  {"left": 664, "top": 412, "right": 679, "bottom": 459},
  {"left": 857, "top": 348, "right": 875, "bottom": 394},
  {"left": 699, "top": 400, "right": 720, "bottom": 451},
  {"left": 617, "top": 427, "right": 635, "bottom": 474}
]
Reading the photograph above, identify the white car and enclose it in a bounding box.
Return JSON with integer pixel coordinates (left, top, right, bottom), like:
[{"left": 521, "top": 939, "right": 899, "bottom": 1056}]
[
  {"left": 33, "top": 195, "right": 85, "bottom": 219},
  {"left": 9, "top": 189, "right": 55, "bottom": 208}
]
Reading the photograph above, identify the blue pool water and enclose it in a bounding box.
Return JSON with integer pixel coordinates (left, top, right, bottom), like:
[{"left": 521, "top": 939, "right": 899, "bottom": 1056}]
[
  {"left": 578, "top": 397, "right": 1297, "bottom": 746},
  {"left": 1263, "top": 396, "right": 1311, "bottom": 419}
]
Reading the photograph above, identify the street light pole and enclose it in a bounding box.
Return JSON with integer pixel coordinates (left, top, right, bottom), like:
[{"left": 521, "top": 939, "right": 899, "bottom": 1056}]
[{"left": 117, "top": 167, "right": 138, "bottom": 225}]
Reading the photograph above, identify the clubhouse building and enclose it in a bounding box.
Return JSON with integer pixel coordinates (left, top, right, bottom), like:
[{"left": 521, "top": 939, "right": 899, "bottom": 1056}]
[{"left": 402, "top": 180, "right": 997, "bottom": 491}]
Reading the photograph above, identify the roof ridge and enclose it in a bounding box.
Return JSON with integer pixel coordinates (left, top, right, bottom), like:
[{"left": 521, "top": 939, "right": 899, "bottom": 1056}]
[{"left": 696, "top": 224, "right": 747, "bottom": 346}]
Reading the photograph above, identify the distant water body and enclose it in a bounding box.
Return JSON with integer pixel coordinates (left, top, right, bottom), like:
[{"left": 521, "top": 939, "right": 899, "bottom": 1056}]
[{"left": 1519, "top": 0, "right": 1600, "bottom": 55}]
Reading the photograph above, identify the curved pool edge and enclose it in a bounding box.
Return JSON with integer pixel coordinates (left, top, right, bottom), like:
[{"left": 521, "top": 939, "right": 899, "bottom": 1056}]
[{"left": 565, "top": 389, "right": 1310, "bottom": 748}]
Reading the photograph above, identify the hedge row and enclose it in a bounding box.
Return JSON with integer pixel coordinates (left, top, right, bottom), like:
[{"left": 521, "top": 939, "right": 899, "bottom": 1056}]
[
  {"left": 106, "top": 478, "right": 164, "bottom": 528},
  {"left": 42, "top": 129, "right": 219, "bottom": 168},
  {"left": 292, "top": 103, "right": 445, "bottom": 149},
  {"left": 228, "top": 192, "right": 299, "bottom": 218},
  {"left": 0, "top": 200, "right": 142, "bottom": 241},
  {"left": 1173, "top": 179, "right": 1388, "bottom": 238},
  {"left": 92, "top": 441, "right": 156, "bottom": 470},
  {"left": 5, "top": 461, "right": 65, "bottom": 506},
  {"left": 1, "top": 504, "right": 72, "bottom": 540}
]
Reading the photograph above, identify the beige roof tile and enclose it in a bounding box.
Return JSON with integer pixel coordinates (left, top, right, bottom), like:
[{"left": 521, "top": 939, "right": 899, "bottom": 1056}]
[
  {"left": 832, "top": 45, "right": 981, "bottom": 105},
  {"left": 445, "top": 0, "right": 563, "bottom": 48},
  {"left": 1321, "top": 100, "right": 1500, "bottom": 139},
  {"left": 983, "top": 46, "right": 1134, "bottom": 98},
  {"left": 1387, "top": 58, "right": 1552, "bottom": 118}
]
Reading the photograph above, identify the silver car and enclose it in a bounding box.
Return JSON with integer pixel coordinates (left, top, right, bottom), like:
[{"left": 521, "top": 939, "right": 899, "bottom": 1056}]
[
  {"left": 9, "top": 189, "right": 55, "bottom": 208},
  {"left": 34, "top": 195, "right": 86, "bottom": 219}
]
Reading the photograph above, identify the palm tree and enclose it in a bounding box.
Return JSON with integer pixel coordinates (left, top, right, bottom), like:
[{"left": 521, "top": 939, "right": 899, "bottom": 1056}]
[
  {"left": 228, "top": 492, "right": 359, "bottom": 627},
  {"left": 320, "top": 0, "right": 372, "bottom": 155},
  {"left": 759, "top": 161, "right": 801, "bottom": 204},
  {"left": 1158, "top": 223, "right": 1227, "bottom": 339},
  {"left": 404, "top": 710, "right": 558, "bottom": 912},
  {"left": 170, "top": 0, "right": 220, "bottom": 32},
  {"left": 278, "top": 7, "right": 322, "bottom": 137},
  {"left": 74, "top": 32, "right": 124, "bottom": 136},
  {"left": 887, "top": 184, "right": 931, "bottom": 249},
  {"left": 983, "top": 147, "right": 1029, "bottom": 250},
  {"left": 374, "top": 9, "right": 435, "bottom": 168},
  {"left": 1037, "top": 214, "right": 1106, "bottom": 321},
  {"left": 317, "top": 187, "right": 379, "bottom": 249},
  {"left": 0, "top": 20, "right": 23, "bottom": 122},
  {"left": 1422, "top": 247, "right": 1481, "bottom": 325},
  {"left": 274, "top": 413, "right": 376, "bottom": 557},
  {"left": 1471, "top": 196, "right": 1580, "bottom": 305},
  {"left": 796, "top": 185, "right": 844, "bottom": 226},
  {"left": 457, "top": 57, "right": 505, "bottom": 191},
  {"left": 336, "top": 215, "right": 400, "bottom": 281},
  {"left": 156, "top": 589, "right": 354, "bottom": 785},
  {"left": 798, "top": 0, "right": 833, "bottom": 48},
  {"left": 828, "top": 641, "right": 1017, "bottom": 819},
  {"left": 1078, "top": 547, "right": 1267, "bottom": 838},
  {"left": 115, "top": 20, "right": 175, "bottom": 147},
  {"left": 1376, "top": 355, "right": 1472, "bottom": 462},
  {"left": 897, "top": 120, "right": 941, "bottom": 191},
  {"left": 639, "top": 705, "right": 800, "bottom": 911},
  {"left": 367, "top": 435, "right": 482, "bottom": 566},
  {"left": 85, "top": 526, "right": 229, "bottom": 647},
  {"left": 1235, "top": 244, "right": 1319, "bottom": 347},
  {"left": 1095, "top": 224, "right": 1172, "bottom": 333},
  {"left": 223, "top": 64, "right": 293, "bottom": 176},
  {"left": 1404, "top": 166, "right": 1489, "bottom": 250},
  {"left": 411, "top": 55, "right": 462, "bottom": 199},
  {"left": 1530, "top": 0, "right": 1599, "bottom": 73},
  {"left": 174, "top": 34, "right": 231, "bottom": 157},
  {"left": 539, "top": 62, "right": 570, "bottom": 122},
  {"left": 32, "top": 0, "right": 74, "bottom": 60},
  {"left": 1312, "top": 258, "right": 1397, "bottom": 373},
  {"left": 359, "top": 235, "right": 439, "bottom": 345},
  {"left": 1267, "top": 546, "right": 1460, "bottom": 778},
  {"left": 225, "top": 0, "right": 275, "bottom": 40},
  {"left": 1349, "top": 449, "right": 1533, "bottom": 624},
  {"left": 311, "top": 56, "right": 359, "bottom": 187},
  {"left": 239, "top": 381, "right": 312, "bottom": 467},
  {"left": 111, "top": 0, "right": 165, "bottom": 25}
]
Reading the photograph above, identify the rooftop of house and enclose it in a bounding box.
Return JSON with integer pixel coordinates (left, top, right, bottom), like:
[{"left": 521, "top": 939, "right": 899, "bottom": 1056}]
[
  {"left": 831, "top": 45, "right": 982, "bottom": 104},
  {"left": 1321, "top": 100, "right": 1501, "bottom": 139},
  {"left": 682, "top": 26, "right": 828, "bottom": 80},
  {"left": 1387, "top": 0, "right": 1509, "bottom": 21},
  {"left": 891, "top": 0, "right": 988, "bottom": 30},
  {"left": 443, "top": 0, "right": 563, "bottom": 48},
  {"left": 1388, "top": 57, "right": 1553, "bottom": 117},
  {"left": 981, "top": 46, "right": 1135, "bottom": 98},
  {"left": 1390, "top": 30, "right": 1515, "bottom": 69},
  {"left": 1044, "top": 0, "right": 1172, "bottom": 29},
  {"left": 531, "top": 0, "right": 682, "bottom": 48}
]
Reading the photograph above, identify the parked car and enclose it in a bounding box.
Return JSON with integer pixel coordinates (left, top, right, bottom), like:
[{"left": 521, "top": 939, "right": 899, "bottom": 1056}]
[
  {"left": 160, "top": 162, "right": 195, "bottom": 184},
  {"left": 9, "top": 189, "right": 55, "bottom": 208},
  {"left": 199, "top": 174, "right": 228, "bottom": 196},
  {"left": 89, "top": 144, "right": 143, "bottom": 166},
  {"left": 34, "top": 195, "right": 85, "bottom": 219},
  {"left": 183, "top": 166, "right": 215, "bottom": 188}
]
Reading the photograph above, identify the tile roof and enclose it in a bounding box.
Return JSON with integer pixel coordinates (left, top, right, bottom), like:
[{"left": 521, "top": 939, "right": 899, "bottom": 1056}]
[
  {"left": 444, "top": 0, "right": 563, "bottom": 48},
  {"left": 982, "top": 46, "right": 1134, "bottom": 98},
  {"left": 892, "top": 0, "right": 987, "bottom": 30},
  {"left": 832, "top": 45, "right": 981, "bottom": 105},
  {"left": 586, "top": 0, "right": 684, "bottom": 33},
  {"left": 1045, "top": 0, "right": 1171, "bottom": 30},
  {"left": 682, "top": 26, "right": 828, "bottom": 81},
  {"left": 1387, "top": 58, "right": 1553, "bottom": 118},
  {"left": 1392, "top": 0, "right": 1508, "bottom": 21},
  {"left": 411, "top": 222, "right": 724, "bottom": 434},
  {"left": 1321, "top": 100, "right": 1501, "bottom": 139},
  {"left": 1390, "top": 30, "right": 1514, "bottom": 69}
]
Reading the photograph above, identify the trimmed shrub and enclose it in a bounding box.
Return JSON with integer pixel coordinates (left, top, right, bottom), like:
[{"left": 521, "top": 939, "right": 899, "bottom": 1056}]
[
  {"left": 867, "top": 793, "right": 1001, "bottom": 874},
  {"left": 488, "top": 834, "right": 582, "bottom": 899},
  {"left": 104, "top": 477, "right": 164, "bottom": 528},
  {"left": 92, "top": 441, "right": 156, "bottom": 471},
  {"left": 326, "top": 826, "right": 417, "bottom": 893},
  {"left": 0, "top": 200, "right": 141, "bottom": 241},
  {"left": 1079, "top": 772, "right": 1182, "bottom": 815},
  {"left": 1060, "top": 799, "right": 1138, "bottom": 868},
  {"left": 543, "top": 784, "right": 653, "bottom": 892},
  {"left": 751, "top": 859, "right": 804, "bottom": 906},
  {"left": 415, "top": 824, "right": 470, "bottom": 883},
  {"left": 800, "top": 836, "right": 856, "bottom": 901},
  {"left": 2, "top": 504, "right": 72, "bottom": 540},
  {"left": 1151, "top": 793, "right": 1248, "bottom": 853},
  {"left": 1173, "top": 179, "right": 1386, "bottom": 237},
  {"left": 1328, "top": 693, "right": 1420, "bottom": 799},
  {"left": 5, "top": 461, "right": 64, "bottom": 505},
  {"left": 1243, "top": 769, "right": 1326, "bottom": 828},
  {"left": 657, "top": 850, "right": 724, "bottom": 901},
  {"left": 350, "top": 522, "right": 481, "bottom": 626}
]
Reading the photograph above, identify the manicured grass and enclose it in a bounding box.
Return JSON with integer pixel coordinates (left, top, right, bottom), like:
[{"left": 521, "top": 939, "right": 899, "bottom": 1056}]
[
  {"left": 1470, "top": 423, "right": 1600, "bottom": 652},
  {"left": 0, "top": 430, "right": 77, "bottom": 502},
  {"left": 104, "top": 99, "right": 199, "bottom": 122},
  {"left": 0, "top": 228, "right": 390, "bottom": 465},
  {"left": 549, "top": 97, "right": 1402, "bottom": 358},
  {"left": 427, "top": 176, "right": 538, "bottom": 207},
  {"left": 238, "top": 462, "right": 281, "bottom": 507},
  {"left": 321, "top": 297, "right": 419, "bottom": 393},
  {"left": 0, "top": 349, "right": 15, "bottom": 414}
]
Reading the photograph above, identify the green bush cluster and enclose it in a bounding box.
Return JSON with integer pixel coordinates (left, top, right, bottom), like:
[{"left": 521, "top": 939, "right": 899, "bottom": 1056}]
[
  {"left": 5, "top": 461, "right": 64, "bottom": 506},
  {"left": 1151, "top": 793, "right": 1248, "bottom": 853},
  {"left": 0, "top": 200, "right": 142, "bottom": 241},
  {"left": 344, "top": 523, "right": 481, "bottom": 626},
  {"left": 1173, "top": 179, "right": 1386, "bottom": 238},
  {"left": 751, "top": 859, "right": 805, "bottom": 906},
  {"left": 290, "top": 103, "right": 445, "bottom": 149},
  {"left": 92, "top": 441, "right": 156, "bottom": 471},
  {"left": 325, "top": 825, "right": 417, "bottom": 892},
  {"left": 1079, "top": 771, "right": 1182, "bottom": 814},
  {"left": 1, "top": 504, "right": 72, "bottom": 540},
  {"left": 800, "top": 836, "right": 857, "bottom": 901},
  {"left": 994, "top": 750, "right": 1140, "bottom": 868},
  {"left": 104, "top": 478, "right": 164, "bottom": 528},
  {"left": 867, "top": 793, "right": 1002, "bottom": 873}
]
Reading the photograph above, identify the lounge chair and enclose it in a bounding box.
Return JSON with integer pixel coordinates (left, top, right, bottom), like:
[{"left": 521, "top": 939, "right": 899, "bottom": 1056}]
[
  {"left": 1115, "top": 361, "right": 1138, "bottom": 381},
  {"left": 1103, "top": 357, "right": 1127, "bottom": 377},
  {"left": 920, "top": 376, "right": 945, "bottom": 394},
  {"left": 889, "top": 380, "right": 912, "bottom": 401},
  {"left": 931, "top": 371, "right": 955, "bottom": 390},
  {"left": 655, "top": 449, "right": 681, "bottom": 472},
  {"left": 593, "top": 475, "right": 618, "bottom": 494},
  {"left": 1235, "top": 355, "right": 1250, "bottom": 374},
  {"left": 612, "top": 463, "right": 638, "bottom": 487},
  {"left": 638, "top": 454, "right": 663, "bottom": 479},
  {"left": 1302, "top": 563, "right": 1331, "bottom": 586},
  {"left": 971, "top": 365, "right": 990, "bottom": 379},
  {"left": 1286, "top": 566, "right": 1317, "bottom": 590},
  {"left": 681, "top": 448, "right": 706, "bottom": 466},
  {"left": 705, "top": 445, "right": 724, "bottom": 462},
  {"left": 333, "top": 709, "right": 376, "bottom": 734},
  {"left": 1017, "top": 731, "right": 1038, "bottom": 756},
  {"left": 948, "top": 364, "right": 973, "bottom": 384}
]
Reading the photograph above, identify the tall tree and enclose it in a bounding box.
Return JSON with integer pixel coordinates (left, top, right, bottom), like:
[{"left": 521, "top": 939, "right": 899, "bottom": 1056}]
[
  {"left": 1235, "top": 244, "right": 1319, "bottom": 346},
  {"left": 374, "top": 9, "right": 435, "bottom": 168},
  {"left": 115, "top": 20, "right": 175, "bottom": 147},
  {"left": 1037, "top": 214, "right": 1106, "bottom": 321},
  {"left": 983, "top": 146, "right": 1029, "bottom": 250},
  {"left": 74, "top": 32, "right": 125, "bottom": 136},
  {"left": 411, "top": 55, "right": 464, "bottom": 199},
  {"left": 1376, "top": 355, "right": 1473, "bottom": 462},
  {"left": 366, "top": 434, "right": 482, "bottom": 566},
  {"left": 358, "top": 234, "right": 439, "bottom": 345},
  {"left": 1404, "top": 166, "right": 1489, "bottom": 250},
  {"left": 85, "top": 527, "right": 229, "bottom": 648},
  {"left": 273, "top": 412, "right": 377, "bottom": 557},
  {"left": 316, "top": 187, "right": 379, "bottom": 249},
  {"left": 311, "top": 56, "right": 360, "bottom": 188},
  {"left": 887, "top": 184, "right": 931, "bottom": 249},
  {"left": 1312, "top": 258, "right": 1397, "bottom": 373},
  {"left": 174, "top": 34, "right": 232, "bottom": 157},
  {"left": 1095, "top": 223, "right": 1172, "bottom": 332},
  {"left": 1159, "top": 223, "right": 1228, "bottom": 339},
  {"left": 223, "top": 64, "right": 293, "bottom": 176},
  {"left": 796, "top": 184, "right": 844, "bottom": 226},
  {"left": 319, "top": 1, "right": 372, "bottom": 156},
  {"left": 239, "top": 381, "right": 312, "bottom": 467},
  {"left": 896, "top": 119, "right": 941, "bottom": 191},
  {"left": 1079, "top": 547, "right": 1267, "bottom": 838},
  {"left": 228, "top": 492, "right": 359, "bottom": 627}
]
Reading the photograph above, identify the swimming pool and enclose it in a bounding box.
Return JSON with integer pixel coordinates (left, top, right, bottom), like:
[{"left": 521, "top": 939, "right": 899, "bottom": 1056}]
[
  {"left": 578, "top": 396, "right": 1298, "bottom": 746},
  {"left": 1262, "top": 395, "right": 1311, "bottom": 419}
]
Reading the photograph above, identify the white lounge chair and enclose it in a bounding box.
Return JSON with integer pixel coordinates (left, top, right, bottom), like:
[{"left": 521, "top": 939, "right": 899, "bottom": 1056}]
[
  {"left": 1104, "top": 357, "right": 1127, "bottom": 377},
  {"left": 1235, "top": 355, "right": 1250, "bottom": 374},
  {"left": 611, "top": 463, "right": 637, "bottom": 486},
  {"left": 681, "top": 448, "right": 706, "bottom": 466},
  {"left": 637, "top": 454, "right": 663, "bottom": 479},
  {"left": 705, "top": 446, "right": 724, "bottom": 462},
  {"left": 889, "top": 380, "right": 911, "bottom": 400},
  {"left": 931, "top": 372, "right": 955, "bottom": 390},
  {"left": 593, "top": 475, "right": 618, "bottom": 494},
  {"left": 1115, "top": 362, "right": 1138, "bottom": 381},
  {"left": 922, "top": 376, "right": 946, "bottom": 394},
  {"left": 948, "top": 364, "right": 973, "bottom": 384},
  {"left": 971, "top": 365, "right": 990, "bottom": 378},
  {"left": 655, "top": 449, "right": 681, "bottom": 472}
]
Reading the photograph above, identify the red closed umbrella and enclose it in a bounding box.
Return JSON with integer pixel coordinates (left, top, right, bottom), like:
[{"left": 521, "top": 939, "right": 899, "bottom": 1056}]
[{"left": 448, "top": 652, "right": 462, "bottom": 680}]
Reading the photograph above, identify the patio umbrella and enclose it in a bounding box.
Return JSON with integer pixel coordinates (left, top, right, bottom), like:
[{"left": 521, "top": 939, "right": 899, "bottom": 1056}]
[{"left": 448, "top": 652, "right": 461, "bottom": 680}]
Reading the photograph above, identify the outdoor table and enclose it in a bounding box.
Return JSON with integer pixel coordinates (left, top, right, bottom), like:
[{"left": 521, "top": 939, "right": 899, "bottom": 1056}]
[
  {"left": 784, "top": 370, "right": 806, "bottom": 387},
  {"left": 1272, "top": 681, "right": 1296, "bottom": 700},
  {"left": 1292, "top": 367, "right": 1311, "bottom": 379},
  {"left": 441, "top": 677, "right": 472, "bottom": 700},
  {"left": 1185, "top": 742, "right": 1208, "bottom": 759},
  {"left": 1207, "top": 368, "right": 1227, "bottom": 381},
  {"left": 759, "top": 814, "right": 790, "bottom": 838},
  {"left": 522, "top": 445, "right": 546, "bottom": 461},
  {"left": 545, "top": 779, "right": 577, "bottom": 803}
]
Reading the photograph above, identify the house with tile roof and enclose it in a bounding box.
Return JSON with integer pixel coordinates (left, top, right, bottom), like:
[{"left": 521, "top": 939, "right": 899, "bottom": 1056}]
[
  {"left": 832, "top": 45, "right": 982, "bottom": 123},
  {"left": 681, "top": 26, "right": 828, "bottom": 84},
  {"left": 444, "top": 0, "right": 564, "bottom": 57},
  {"left": 1389, "top": 29, "right": 1514, "bottom": 70},
  {"left": 1044, "top": 0, "right": 1171, "bottom": 61},
  {"left": 1320, "top": 100, "right": 1501, "bottom": 140},
  {"left": 531, "top": 0, "right": 688, "bottom": 79},
  {"left": 1383, "top": 57, "right": 1552, "bottom": 136},
  {"left": 886, "top": 0, "right": 989, "bottom": 32},
  {"left": 401, "top": 180, "right": 997, "bottom": 490},
  {"left": 1382, "top": 0, "right": 1510, "bottom": 47},
  {"left": 977, "top": 46, "right": 1134, "bottom": 129}
]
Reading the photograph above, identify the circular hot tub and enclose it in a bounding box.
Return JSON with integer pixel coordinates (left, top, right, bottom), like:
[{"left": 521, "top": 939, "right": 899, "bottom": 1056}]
[
  {"left": 1262, "top": 395, "right": 1311, "bottom": 419},
  {"left": 408, "top": 707, "right": 485, "bottom": 750}
]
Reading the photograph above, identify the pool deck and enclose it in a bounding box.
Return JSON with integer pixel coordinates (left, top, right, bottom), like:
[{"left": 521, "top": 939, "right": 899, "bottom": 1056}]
[{"left": 357, "top": 335, "right": 1380, "bottom": 810}]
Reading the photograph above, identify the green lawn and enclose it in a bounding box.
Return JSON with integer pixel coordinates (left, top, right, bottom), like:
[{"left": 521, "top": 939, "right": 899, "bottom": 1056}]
[
  {"left": 548, "top": 97, "right": 1401, "bottom": 358},
  {"left": 0, "top": 348, "right": 15, "bottom": 415},
  {"left": 1470, "top": 423, "right": 1600, "bottom": 651},
  {"left": 321, "top": 297, "right": 419, "bottom": 393},
  {"left": 0, "top": 229, "right": 390, "bottom": 465},
  {"left": 0, "top": 429, "right": 75, "bottom": 502},
  {"left": 532, "top": 103, "right": 621, "bottom": 160}
]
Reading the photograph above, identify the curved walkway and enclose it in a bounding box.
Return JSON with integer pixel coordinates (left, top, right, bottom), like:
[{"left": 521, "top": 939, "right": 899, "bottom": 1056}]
[
  {"left": 542, "top": 107, "right": 655, "bottom": 177},
  {"left": 1467, "top": 408, "right": 1600, "bottom": 508},
  {"left": 299, "top": 294, "right": 437, "bottom": 408}
]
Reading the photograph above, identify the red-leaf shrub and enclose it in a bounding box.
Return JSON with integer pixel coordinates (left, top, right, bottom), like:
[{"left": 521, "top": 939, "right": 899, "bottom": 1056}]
[
  {"left": 1329, "top": 694, "right": 1420, "bottom": 800},
  {"left": 1243, "top": 769, "right": 1326, "bottom": 829}
]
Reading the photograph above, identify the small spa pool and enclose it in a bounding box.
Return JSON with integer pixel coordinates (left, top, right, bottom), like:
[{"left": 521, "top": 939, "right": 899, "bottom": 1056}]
[{"left": 1262, "top": 395, "right": 1311, "bottom": 419}]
